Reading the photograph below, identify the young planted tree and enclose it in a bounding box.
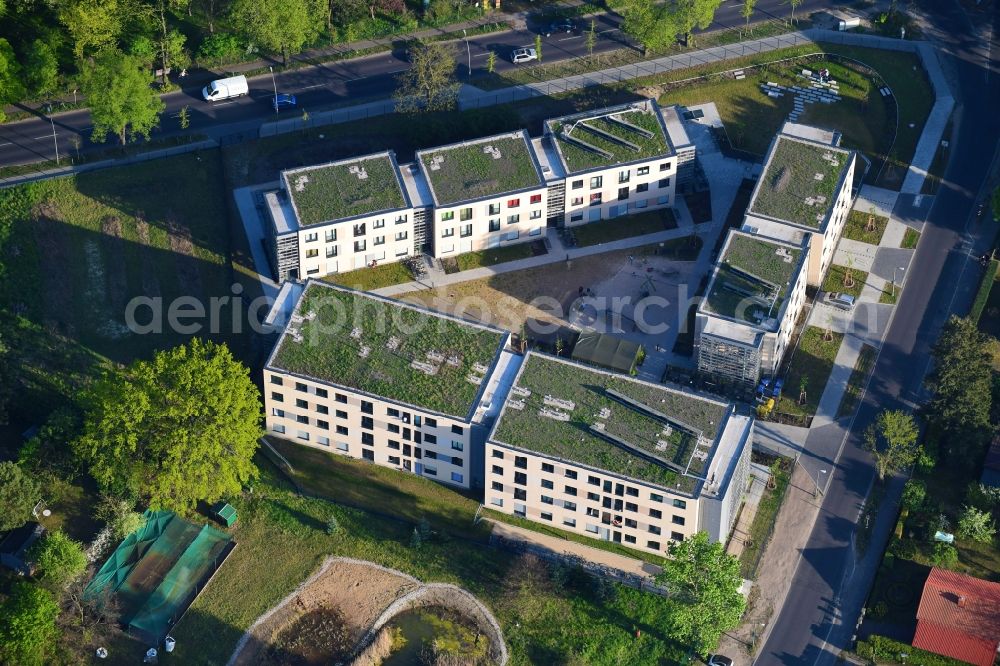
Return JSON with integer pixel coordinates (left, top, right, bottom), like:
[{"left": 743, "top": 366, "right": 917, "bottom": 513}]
[
  {"left": 177, "top": 104, "right": 190, "bottom": 129},
  {"left": 741, "top": 0, "right": 756, "bottom": 36},
  {"left": 74, "top": 338, "right": 262, "bottom": 511},
  {"left": 486, "top": 50, "right": 496, "bottom": 73},
  {"left": 843, "top": 256, "right": 855, "bottom": 289},
  {"left": 786, "top": 0, "right": 803, "bottom": 24},
  {"left": 864, "top": 410, "right": 919, "bottom": 481},
  {"left": 586, "top": 19, "right": 597, "bottom": 56},
  {"left": 798, "top": 376, "right": 808, "bottom": 405},
  {"left": 535, "top": 34, "right": 542, "bottom": 62},
  {"left": 0, "top": 583, "right": 60, "bottom": 665},
  {"left": 81, "top": 49, "right": 165, "bottom": 145},
  {"left": 0, "top": 461, "right": 40, "bottom": 531},
  {"left": 655, "top": 531, "right": 745, "bottom": 654},
  {"left": 394, "top": 41, "right": 459, "bottom": 112}
]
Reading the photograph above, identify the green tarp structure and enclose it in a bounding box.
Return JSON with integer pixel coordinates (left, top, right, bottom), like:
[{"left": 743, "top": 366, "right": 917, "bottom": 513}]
[
  {"left": 571, "top": 331, "right": 643, "bottom": 374},
  {"left": 84, "top": 510, "right": 235, "bottom": 643}
]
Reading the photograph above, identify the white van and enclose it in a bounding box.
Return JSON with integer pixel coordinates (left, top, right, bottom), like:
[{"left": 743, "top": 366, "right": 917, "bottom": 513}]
[{"left": 202, "top": 75, "right": 249, "bottom": 102}]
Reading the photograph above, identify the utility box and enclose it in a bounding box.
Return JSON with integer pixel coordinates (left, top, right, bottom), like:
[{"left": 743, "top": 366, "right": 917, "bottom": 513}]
[{"left": 211, "top": 502, "right": 238, "bottom": 528}]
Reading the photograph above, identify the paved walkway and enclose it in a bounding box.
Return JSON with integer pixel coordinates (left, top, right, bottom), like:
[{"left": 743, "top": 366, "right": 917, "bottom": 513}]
[
  {"left": 725, "top": 464, "right": 771, "bottom": 560},
  {"left": 486, "top": 519, "right": 663, "bottom": 578}
]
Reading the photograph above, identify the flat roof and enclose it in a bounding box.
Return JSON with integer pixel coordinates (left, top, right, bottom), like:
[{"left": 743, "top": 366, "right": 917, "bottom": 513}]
[
  {"left": 660, "top": 104, "right": 693, "bottom": 149},
  {"left": 531, "top": 136, "right": 566, "bottom": 181},
  {"left": 265, "top": 190, "right": 298, "bottom": 234},
  {"left": 398, "top": 162, "right": 435, "bottom": 209},
  {"left": 416, "top": 131, "right": 544, "bottom": 207},
  {"left": 701, "top": 231, "right": 805, "bottom": 328},
  {"left": 282, "top": 152, "right": 409, "bottom": 227},
  {"left": 490, "top": 353, "right": 731, "bottom": 492},
  {"left": 749, "top": 135, "right": 852, "bottom": 229},
  {"left": 268, "top": 281, "right": 508, "bottom": 419},
  {"left": 546, "top": 100, "right": 673, "bottom": 175}
]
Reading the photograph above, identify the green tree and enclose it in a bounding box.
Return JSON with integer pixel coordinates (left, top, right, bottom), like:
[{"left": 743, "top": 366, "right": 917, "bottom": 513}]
[
  {"left": 534, "top": 34, "right": 542, "bottom": 62},
  {"left": 655, "top": 531, "right": 745, "bottom": 654},
  {"left": 864, "top": 410, "right": 920, "bottom": 481},
  {"left": 992, "top": 185, "right": 1000, "bottom": 222},
  {"left": 0, "top": 582, "right": 60, "bottom": 666},
  {"left": 95, "top": 495, "right": 147, "bottom": 539},
  {"left": 900, "top": 479, "right": 926, "bottom": 511},
  {"left": 60, "top": 0, "right": 126, "bottom": 60},
  {"left": 394, "top": 41, "right": 458, "bottom": 112},
  {"left": 23, "top": 40, "right": 60, "bottom": 99},
  {"left": 18, "top": 407, "right": 83, "bottom": 479},
  {"left": 486, "top": 49, "right": 496, "bottom": 73},
  {"left": 785, "top": 0, "right": 803, "bottom": 23},
  {"left": 74, "top": 338, "right": 262, "bottom": 510},
  {"left": 178, "top": 104, "right": 190, "bottom": 129},
  {"left": 81, "top": 49, "right": 165, "bottom": 145},
  {"left": 229, "top": 0, "right": 316, "bottom": 65},
  {"left": 957, "top": 505, "right": 996, "bottom": 543},
  {"left": 675, "top": 0, "right": 724, "bottom": 47},
  {"left": 148, "top": 0, "right": 192, "bottom": 83},
  {"left": 741, "top": 0, "right": 757, "bottom": 35},
  {"left": 926, "top": 316, "right": 993, "bottom": 456},
  {"left": 615, "top": 0, "right": 679, "bottom": 53},
  {"left": 586, "top": 19, "right": 597, "bottom": 56},
  {"left": 0, "top": 331, "right": 9, "bottom": 425},
  {"left": 29, "top": 531, "right": 88, "bottom": 589},
  {"left": 0, "top": 38, "right": 25, "bottom": 122},
  {"left": 0, "top": 461, "right": 40, "bottom": 531}
]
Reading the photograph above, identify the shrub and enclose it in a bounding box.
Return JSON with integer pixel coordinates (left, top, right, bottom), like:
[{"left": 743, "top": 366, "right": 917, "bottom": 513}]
[
  {"left": 931, "top": 542, "right": 958, "bottom": 567},
  {"left": 868, "top": 600, "right": 888, "bottom": 619},
  {"left": 29, "top": 531, "right": 87, "bottom": 589},
  {"left": 900, "top": 479, "right": 926, "bottom": 511},
  {"left": 196, "top": 33, "right": 244, "bottom": 66},
  {"left": 956, "top": 505, "right": 996, "bottom": 543},
  {"left": 858, "top": 634, "right": 971, "bottom": 665},
  {"left": 0, "top": 582, "right": 60, "bottom": 665},
  {"left": 94, "top": 495, "right": 145, "bottom": 540},
  {"left": 888, "top": 537, "right": 917, "bottom": 559},
  {"left": 0, "top": 462, "right": 40, "bottom": 531},
  {"left": 325, "top": 515, "right": 339, "bottom": 536}
]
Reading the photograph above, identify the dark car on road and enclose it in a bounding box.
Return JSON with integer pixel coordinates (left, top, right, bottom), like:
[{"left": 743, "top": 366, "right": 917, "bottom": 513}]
[
  {"left": 272, "top": 93, "right": 297, "bottom": 111},
  {"left": 544, "top": 18, "right": 576, "bottom": 36}
]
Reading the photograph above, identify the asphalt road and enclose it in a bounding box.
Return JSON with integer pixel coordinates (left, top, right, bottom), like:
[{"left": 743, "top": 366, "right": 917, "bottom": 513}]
[
  {"left": 757, "top": 0, "right": 1000, "bottom": 663},
  {"left": 0, "top": 0, "right": 833, "bottom": 169}
]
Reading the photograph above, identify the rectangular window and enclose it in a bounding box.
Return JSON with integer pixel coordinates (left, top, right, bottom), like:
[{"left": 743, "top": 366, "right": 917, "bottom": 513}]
[
  {"left": 514, "top": 472, "right": 527, "bottom": 486},
  {"left": 659, "top": 178, "right": 671, "bottom": 188},
  {"left": 673, "top": 499, "right": 687, "bottom": 509},
  {"left": 660, "top": 161, "right": 672, "bottom": 171},
  {"left": 460, "top": 224, "right": 472, "bottom": 238},
  {"left": 297, "top": 430, "right": 309, "bottom": 441},
  {"left": 387, "top": 407, "right": 399, "bottom": 418},
  {"left": 423, "top": 465, "right": 437, "bottom": 476},
  {"left": 514, "top": 488, "right": 526, "bottom": 501},
  {"left": 540, "top": 512, "right": 552, "bottom": 521},
  {"left": 272, "top": 424, "right": 285, "bottom": 434},
  {"left": 563, "top": 501, "right": 577, "bottom": 512},
  {"left": 515, "top": 456, "right": 527, "bottom": 469},
  {"left": 373, "top": 219, "right": 385, "bottom": 229},
  {"left": 637, "top": 183, "right": 649, "bottom": 193},
  {"left": 503, "top": 231, "right": 519, "bottom": 242},
  {"left": 270, "top": 376, "right": 283, "bottom": 385},
  {"left": 649, "top": 508, "right": 662, "bottom": 519},
  {"left": 586, "top": 524, "right": 599, "bottom": 534},
  {"left": 424, "top": 433, "right": 437, "bottom": 444},
  {"left": 650, "top": 493, "right": 663, "bottom": 503},
  {"left": 618, "top": 170, "right": 630, "bottom": 184},
  {"left": 541, "top": 495, "right": 553, "bottom": 505},
  {"left": 373, "top": 235, "right": 385, "bottom": 246},
  {"left": 395, "top": 231, "right": 408, "bottom": 241},
  {"left": 564, "top": 518, "right": 576, "bottom": 528},
  {"left": 317, "top": 420, "right": 329, "bottom": 430},
  {"left": 361, "top": 416, "right": 373, "bottom": 430},
  {"left": 647, "top": 540, "right": 661, "bottom": 551},
  {"left": 572, "top": 179, "right": 584, "bottom": 190},
  {"left": 335, "top": 394, "right": 347, "bottom": 404},
  {"left": 507, "top": 214, "right": 519, "bottom": 225},
  {"left": 491, "top": 497, "right": 503, "bottom": 507},
  {"left": 451, "top": 472, "right": 464, "bottom": 483},
  {"left": 396, "top": 214, "right": 407, "bottom": 225},
  {"left": 451, "top": 424, "right": 463, "bottom": 435},
  {"left": 564, "top": 486, "right": 577, "bottom": 496},
  {"left": 361, "top": 401, "right": 373, "bottom": 414},
  {"left": 451, "top": 456, "right": 462, "bottom": 466},
  {"left": 507, "top": 198, "right": 520, "bottom": 208},
  {"left": 336, "top": 425, "right": 348, "bottom": 436},
  {"left": 590, "top": 176, "right": 603, "bottom": 188},
  {"left": 425, "top": 417, "right": 437, "bottom": 428},
  {"left": 637, "top": 166, "right": 649, "bottom": 176},
  {"left": 459, "top": 207, "right": 472, "bottom": 221},
  {"left": 492, "top": 449, "right": 504, "bottom": 459},
  {"left": 626, "top": 487, "right": 639, "bottom": 497},
  {"left": 541, "top": 479, "right": 554, "bottom": 490},
  {"left": 451, "top": 441, "right": 464, "bottom": 451},
  {"left": 635, "top": 199, "right": 648, "bottom": 209},
  {"left": 388, "top": 440, "right": 400, "bottom": 450},
  {"left": 326, "top": 246, "right": 337, "bottom": 258},
  {"left": 588, "top": 475, "right": 600, "bottom": 486},
  {"left": 487, "top": 202, "right": 501, "bottom": 215},
  {"left": 590, "top": 193, "right": 602, "bottom": 206},
  {"left": 625, "top": 518, "right": 637, "bottom": 528},
  {"left": 271, "top": 408, "right": 284, "bottom": 418},
  {"left": 625, "top": 534, "right": 636, "bottom": 544},
  {"left": 317, "top": 436, "right": 330, "bottom": 446},
  {"left": 336, "top": 441, "right": 348, "bottom": 452},
  {"left": 489, "top": 219, "right": 500, "bottom": 232},
  {"left": 353, "top": 240, "right": 366, "bottom": 253},
  {"left": 271, "top": 392, "right": 284, "bottom": 402},
  {"left": 618, "top": 187, "right": 629, "bottom": 201},
  {"left": 492, "top": 465, "right": 503, "bottom": 475},
  {"left": 353, "top": 223, "right": 366, "bottom": 237},
  {"left": 296, "top": 415, "right": 308, "bottom": 424},
  {"left": 672, "top": 515, "right": 685, "bottom": 526},
  {"left": 671, "top": 531, "right": 685, "bottom": 542},
  {"left": 441, "top": 211, "right": 455, "bottom": 221},
  {"left": 565, "top": 470, "right": 577, "bottom": 480},
  {"left": 530, "top": 194, "right": 542, "bottom": 204},
  {"left": 441, "top": 227, "right": 454, "bottom": 237},
  {"left": 571, "top": 213, "right": 583, "bottom": 222},
  {"left": 530, "top": 210, "right": 542, "bottom": 220},
  {"left": 491, "top": 481, "right": 503, "bottom": 491},
  {"left": 626, "top": 502, "right": 638, "bottom": 512},
  {"left": 361, "top": 432, "right": 374, "bottom": 446},
  {"left": 362, "top": 449, "right": 374, "bottom": 461},
  {"left": 336, "top": 410, "right": 347, "bottom": 420},
  {"left": 571, "top": 197, "right": 584, "bottom": 206},
  {"left": 325, "top": 229, "right": 337, "bottom": 242},
  {"left": 388, "top": 455, "right": 400, "bottom": 465},
  {"left": 305, "top": 232, "right": 318, "bottom": 242},
  {"left": 295, "top": 399, "right": 308, "bottom": 409},
  {"left": 541, "top": 462, "right": 554, "bottom": 473}
]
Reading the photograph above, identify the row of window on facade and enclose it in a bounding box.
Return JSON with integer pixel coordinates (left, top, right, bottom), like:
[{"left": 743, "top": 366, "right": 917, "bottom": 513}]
[
  {"left": 569, "top": 177, "right": 671, "bottom": 206},
  {"left": 441, "top": 194, "right": 545, "bottom": 222}
]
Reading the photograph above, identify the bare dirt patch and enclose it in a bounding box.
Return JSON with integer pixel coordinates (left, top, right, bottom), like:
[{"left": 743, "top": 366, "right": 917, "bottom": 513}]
[
  {"left": 166, "top": 213, "right": 204, "bottom": 295},
  {"left": 229, "top": 559, "right": 418, "bottom": 666}
]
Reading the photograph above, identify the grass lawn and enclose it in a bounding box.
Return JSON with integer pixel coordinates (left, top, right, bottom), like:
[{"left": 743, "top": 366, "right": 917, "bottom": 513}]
[
  {"left": 484, "top": 509, "right": 665, "bottom": 566},
  {"left": 737, "top": 457, "right": 791, "bottom": 579},
  {"left": 901, "top": 227, "right": 921, "bottom": 249},
  {"left": 821, "top": 264, "right": 869, "bottom": 299},
  {"left": 842, "top": 209, "right": 889, "bottom": 245},
  {"left": 837, "top": 344, "right": 877, "bottom": 418},
  {"left": 455, "top": 242, "right": 536, "bottom": 271},
  {"left": 572, "top": 209, "right": 678, "bottom": 247},
  {"left": 136, "top": 457, "right": 689, "bottom": 666},
  {"left": 775, "top": 327, "right": 844, "bottom": 417},
  {"left": 879, "top": 283, "right": 900, "bottom": 305},
  {"left": 321, "top": 260, "right": 414, "bottom": 291}
]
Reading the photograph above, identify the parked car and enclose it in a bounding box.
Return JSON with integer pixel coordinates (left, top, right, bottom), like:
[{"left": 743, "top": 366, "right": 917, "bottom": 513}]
[
  {"left": 272, "top": 93, "right": 297, "bottom": 111},
  {"left": 755, "top": 377, "right": 772, "bottom": 402},
  {"left": 706, "top": 656, "right": 733, "bottom": 666},
  {"left": 771, "top": 377, "right": 784, "bottom": 399},
  {"left": 545, "top": 18, "right": 576, "bottom": 36},
  {"left": 512, "top": 47, "right": 538, "bottom": 64},
  {"left": 202, "top": 75, "right": 248, "bottom": 102},
  {"left": 825, "top": 291, "right": 856, "bottom": 311}
]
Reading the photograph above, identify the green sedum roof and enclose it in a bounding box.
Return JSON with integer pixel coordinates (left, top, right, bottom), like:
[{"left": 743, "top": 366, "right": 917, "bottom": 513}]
[
  {"left": 270, "top": 282, "right": 506, "bottom": 418},
  {"left": 702, "top": 232, "right": 803, "bottom": 325},
  {"left": 283, "top": 153, "right": 407, "bottom": 227},
  {"left": 749, "top": 136, "right": 851, "bottom": 229},
  {"left": 418, "top": 133, "right": 543, "bottom": 206},
  {"left": 548, "top": 104, "right": 671, "bottom": 174},
  {"left": 491, "top": 354, "right": 729, "bottom": 491}
]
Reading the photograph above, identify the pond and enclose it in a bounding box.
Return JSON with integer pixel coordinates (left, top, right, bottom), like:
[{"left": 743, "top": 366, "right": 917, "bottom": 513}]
[{"left": 383, "top": 606, "right": 490, "bottom": 666}]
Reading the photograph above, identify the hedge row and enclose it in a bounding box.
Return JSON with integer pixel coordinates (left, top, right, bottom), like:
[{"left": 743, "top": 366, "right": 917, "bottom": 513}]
[
  {"left": 856, "top": 635, "right": 971, "bottom": 666},
  {"left": 969, "top": 258, "right": 999, "bottom": 323}
]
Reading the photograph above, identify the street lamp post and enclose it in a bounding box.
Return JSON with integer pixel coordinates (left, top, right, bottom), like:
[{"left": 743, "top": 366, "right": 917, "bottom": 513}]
[
  {"left": 463, "top": 29, "right": 472, "bottom": 76},
  {"left": 49, "top": 116, "right": 59, "bottom": 165},
  {"left": 269, "top": 66, "right": 278, "bottom": 118},
  {"left": 892, "top": 266, "right": 906, "bottom": 297}
]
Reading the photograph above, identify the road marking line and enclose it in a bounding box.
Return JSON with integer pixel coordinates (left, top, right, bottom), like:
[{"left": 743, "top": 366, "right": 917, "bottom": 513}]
[
  {"left": 301, "top": 83, "right": 326, "bottom": 89},
  {"left": 32, "top": 135, "right": 55, "bottom": 140},
  {"left": 0, "top": 142, "right": 12, "bottom": 147}
]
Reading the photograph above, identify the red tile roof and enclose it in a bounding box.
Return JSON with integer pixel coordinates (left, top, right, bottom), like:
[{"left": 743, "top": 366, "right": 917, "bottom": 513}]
[{"left": 913, "top": 567, "right": 1000, "bottom": 666}]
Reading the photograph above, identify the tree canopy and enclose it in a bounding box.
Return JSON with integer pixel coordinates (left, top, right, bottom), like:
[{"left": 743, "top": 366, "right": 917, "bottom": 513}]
[
  {"left": 394, "top": 41, "right": 459, "bottom": 112},
  {"left": 81, "top": 49, "right": 165, "bottom": 145},
  {"left": 29, "top": 531, "right": 88, "bottom": 590},
  {"left": 926, "top": 316, "right": 993, "bottom": 456},
  {"left": 0, "top": 582, "right": 60, "bottom": 666},
  {"left": 74, "top": 338, "right": 262, "bottom": 510},
  {"left": 0, "top": 461, "right": 40, "bottom": 531},
  {"left": 0, "top": 38, "right": 24, "bottom": 123},
  {"left": 616, "top": 0, "right": 680, "bottom": 53},
  {"left": 655, "top": 531, "right": 745, "bottom": 654},
  {"left": 229, "top": 0, "right": 317, "bottom": 65},
  {"left": 864, "top": 410, "right": 920, "bottom": 481}
]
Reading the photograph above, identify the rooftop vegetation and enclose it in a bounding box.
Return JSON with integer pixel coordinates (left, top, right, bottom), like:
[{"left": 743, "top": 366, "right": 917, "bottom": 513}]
[
  {"left": 491, "top": 354, "right": 730, "bottom": 490},
  {"left": 702, "top": 234, "right": 802, "bottom": 325},
  {"left": 418, "top": 135, "right": 542, "bottom": 206},
  {"left": 550, "top": 108, "right": 670, "bottom": 173},
  {"left": 285, "top": 154, "right": 407, "bottom": 226},
  {"left": 750, "top": 136, "right": 850, "bottom": 228},
  {"left": 270, "top": 282, "right": 505, "bottom": 417}
]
